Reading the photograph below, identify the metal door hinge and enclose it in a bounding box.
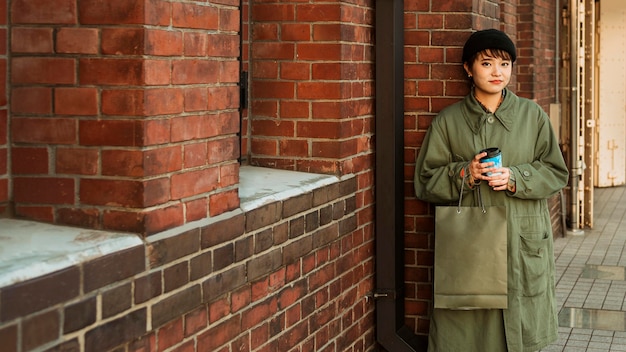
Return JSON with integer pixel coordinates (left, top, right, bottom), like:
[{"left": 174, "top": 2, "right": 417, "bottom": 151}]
[
  {"left": 365, "top": 289, "right": 396, "bottom": 303},
  {"left": 240, "top": 70, "right": 248, "bottom": 109}
]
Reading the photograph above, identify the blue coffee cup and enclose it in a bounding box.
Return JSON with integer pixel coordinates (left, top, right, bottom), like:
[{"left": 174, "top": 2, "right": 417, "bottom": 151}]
[{"left": 479, "top": 147, "right": 502, "bottom": 176}]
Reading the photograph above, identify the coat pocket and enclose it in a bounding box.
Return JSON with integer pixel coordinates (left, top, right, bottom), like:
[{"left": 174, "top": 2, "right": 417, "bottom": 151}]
[{"left": 519, "top": 233, "right": 550, "bottom": 297}]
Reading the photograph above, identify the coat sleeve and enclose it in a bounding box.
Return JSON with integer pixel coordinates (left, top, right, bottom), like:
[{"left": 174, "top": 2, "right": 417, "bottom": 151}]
[
  {"left": 413, "top": 117, "right": 470, "bottom": 204},
  {"left": 509, "top": 109, "right": 569, "bottom": 200}
]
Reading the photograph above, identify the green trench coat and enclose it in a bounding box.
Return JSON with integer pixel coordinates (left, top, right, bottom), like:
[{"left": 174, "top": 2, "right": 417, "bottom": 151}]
[{"left": 414, "top": 89, "right": 569, "bottom": 352}]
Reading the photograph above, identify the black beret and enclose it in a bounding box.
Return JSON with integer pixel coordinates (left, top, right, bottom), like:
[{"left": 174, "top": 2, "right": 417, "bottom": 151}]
[{"left": 462, "top": 29, "right": 517, "bottom": 63}]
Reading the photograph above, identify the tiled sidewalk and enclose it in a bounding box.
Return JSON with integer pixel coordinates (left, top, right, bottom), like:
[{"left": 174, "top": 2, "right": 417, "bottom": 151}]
[{"left": 542, "top": 185, "right": 626, "bottom": 351}]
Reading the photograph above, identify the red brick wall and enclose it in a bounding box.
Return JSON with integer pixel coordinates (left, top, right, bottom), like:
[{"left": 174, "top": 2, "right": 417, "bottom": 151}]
[
  {"left": 516, "top": 0, "right": 557, "bottom": 110},
  {"left": 246, "top": 0, "right": 374, "bottom": 177},
  {"left": 0, "top": 0, "right": 7, "bottom": 214},
  {"left": 0, "top": 179, "right": 375, "bottom": 352},
  {"left": 8, "top": 0, "right": 241, "bottom": 235}
]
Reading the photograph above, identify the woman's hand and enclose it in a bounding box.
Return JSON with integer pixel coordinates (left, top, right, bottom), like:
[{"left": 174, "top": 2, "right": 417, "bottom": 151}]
[{"left": 469, "top": 152, "right": 511, "bottom": 191}]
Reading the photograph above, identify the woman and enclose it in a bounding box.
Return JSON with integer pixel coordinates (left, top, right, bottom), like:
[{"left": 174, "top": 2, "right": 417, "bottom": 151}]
[{"left": 414, "top": 29, "right": 569, "bottom": 351}]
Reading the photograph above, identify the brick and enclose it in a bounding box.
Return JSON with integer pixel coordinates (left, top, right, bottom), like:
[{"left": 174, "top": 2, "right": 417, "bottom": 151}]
[
  {"left": 46, "top": 339, "right": 81, "bottom": 352},
  {"left": 283, "top": 139, "right": 312, "bottom": 157},
  {"left": 80, "top": 179, "right": 143, "bottom": 207},
  {"left": 22, "top": 310, "right": 59, "bottom": 351},
  {"left": 209, "top": 296, "right": 230, "bottom": 323},
  {"left": 0, "top": 324, "right": 17, "bottom": 352},
  {"left": 79, "top": 0, "right": 144, "bottom": 25},
  {"left": 171, "top": 115, "right": 205, "bottom": 142},
  {"left": 202, "top": 264, "right": 246, "bottom": 302},
  {"left": 247, "top": 249, "right": 282, "bottom": 281},
  {"left": 207, "top": 136, "right": 239, "bottom": 164},
  {"left": 143, "top": 118, "right": 171, "bottom": 146},
  {"left": 197, "top": 315, "right": 241, "bottom": 351},
  {"left": 80, "top": 119, "right": 142, "bottom": 147},
  {"left": 146, "top": 29, "right": 183, "bottom": 56},
  {"left": 183, "top": 88, "right": 208, "bottom": 112},
  {"left": 164, "top": 262, "right": 189, "bottom": 293},
  {"left": 55, "top": 87, "right": 98, "bottom": 116},
  {"left": 0, "top": 266, "right": 79, "bottom": 322},
  {"left": 305, "top": 211, "right": 319, "bottom": 233},
  {"left": 12, "top": 57, "right": 75, "bottom": 84},
  {"left": 141, "top": 0, "right": 168, "bottom": 24},
  {"left": 171, "top": 59, "right": 220, "bottom": 84},
  {"left": 79, "top": 58, "right": 143, "bottom": 86},
  {"left": 145, "top": 205, "right": 185, "bottom": 237},
  {"left": 313, "top": 223, "right": 339, "bottom": 248},
  {"left": 183, "top": 142, "right": 207, "bottom": 168},
  {"left": 11, "top": 27, "right": 53, "bottom": 53},
  {"left": 245, "top": 201, "right": 282, "bottom": 232},
  {"left": 283, "top": 236, "right": 312, "bottom": 265},
  {"left": 128, "top": 334, "right": 156, "bottom": 352},
  {"left": 231, "top": 286, "right": 251, "bottom": 313},
  {"left": 184, "top": 32, "right": 208, "bottom": 56},
  {"left": 251, "top": 42, "right": 294, "bottom": 61},
  {"left": 134, "top": 272, "right": 162, "bottom": 304},
  {"left": 289, "top": 217, "right": 305, "bottom": 239},
  {"left": 100, "top": 89, "right": 144, "bottom": 116},
  {"left": 171, "top": 167, "right": 219, "bottom": 199},
  {"left": 84, "top": 309, "right": 147, "bottom": 352},
  {"left": 11, "top": 0, "right": 77, "bottom": 24},
  {"left": 251, "top": 4, "right": 295, "bottom": 21},
  {"left": 157, "top": 318, "right": 184, "bottom": 351},
  {"left": 101, "top": 28, "right": 144, "bottom": 55},
  {"left": 102, "top": 283, "right": 132, "bottom": 319},
  {"left": 254, "top": 229, "right": 273, "bottom": 253},
  {"left": 207, "top": 33, "right": 239, "bottom": 57},
  {"left": 152, "top": 285, "right": 202, "bottom": 328},
  {"left": 278, "top": 321, "right": 308, "bottom": 351},
  {"left": 64, "top": 296, "right": 97, "bottom": 333},
  {"left": 201, "top": 213, "right": 245, "bottom": 248},
  {"left": 56, "top": 27, "right": 99, "bottom": 54},
  {"left": 234, "top": 235, "right": 253, "bottom": 262},
  {"left": 280, "top": 101, "right": 309, "bottom": 119},
  {"left": 56, "top": 147, "right": 98, "bottom": 175},
  {"left": 219, "top": 6, "right": 240, "bottom": 32},
  {"left": 190, "top": 251, "right": 212, "bottom": 281},
  {"left": 148, "top": 228, "right": 199, "bottom": 267},
  {"left": 214, "top": 243, "right": 234, "bottom": 271},
  {"left": 101, "top": 210, "right": 145, "bottom": 233},
  {"left": 83, "top": 245, "right": 145, "bottom": 292},
  {"left": 184, "top": 306, "right": 208, "bottom": 337},
  {"left": 144, "top": 88, "right": 184, "bottom": 116},
  {"left": 11, "top": 147, "right": 48, "bottom": 174},
  {"left": 12, "top": 117, "right": 76, "bottom": 144},
  {"left": 100, "top": 149, "right": 142, "bottom": 177},
  {"left": 274, "top": 222, "right": 289, "bottom": 245},
  {"left": 281, "top": 24, "right": 309, "bottom": 41},
  {"left": 242, "top": 297, "right": 277, "bottom": 331},
  {"left": 207, "top": 86, "right": 239, "bottom": 110},
  {"left": 144, "top": 59, "right": 171, "bottom": 85},
  {"left": 296, "top": 121, "right": 340, "bottom": 139},
  {"left": 14, "top": 205, "right": 54, "bottom": 222},
  {"left": 13, "top": 177, "right": 74, "bottom": 204},
  {"left": 172, "top": 2, "right": 219, "bottom": 30},
  {"left": 185, "top": 197, "right": 208, "bottom": 222}
]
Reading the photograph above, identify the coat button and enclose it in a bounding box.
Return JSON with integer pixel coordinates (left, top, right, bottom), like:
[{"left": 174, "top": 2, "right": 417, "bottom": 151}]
[
  {"left": 487, "top": 116, "right": 495, "bottom": 124},
  {"left": 523, "top": 171, "right": 530, "bottom": 177}
]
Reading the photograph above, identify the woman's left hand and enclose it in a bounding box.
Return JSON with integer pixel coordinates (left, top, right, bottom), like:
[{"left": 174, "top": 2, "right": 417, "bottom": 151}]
[{"left": 486, "top": 167, "right": 511, "bottom": 191}]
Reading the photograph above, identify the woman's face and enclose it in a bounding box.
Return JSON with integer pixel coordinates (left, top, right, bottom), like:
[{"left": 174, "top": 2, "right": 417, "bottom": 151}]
[{"left": 464, "top": 51, "right": 512, "bottom": 97}]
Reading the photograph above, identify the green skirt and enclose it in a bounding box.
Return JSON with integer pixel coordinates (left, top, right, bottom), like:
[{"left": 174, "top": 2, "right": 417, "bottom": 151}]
[{"left": 428, "top": 309, "right": 508, "bottom": 352}]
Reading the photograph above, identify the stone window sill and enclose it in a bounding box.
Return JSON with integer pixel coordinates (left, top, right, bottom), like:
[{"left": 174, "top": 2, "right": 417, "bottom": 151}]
[{"left": 0, "top": 166, "right": 339, "bottom": 288}]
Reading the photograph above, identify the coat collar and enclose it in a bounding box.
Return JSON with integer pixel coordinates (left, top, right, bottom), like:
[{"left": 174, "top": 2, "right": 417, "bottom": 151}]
[{"left": 461, "top": 88, "right": 517, "bottom": 134}]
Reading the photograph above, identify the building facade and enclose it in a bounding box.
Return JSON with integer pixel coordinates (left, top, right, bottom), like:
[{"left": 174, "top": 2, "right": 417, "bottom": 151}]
[{"left": 2, "top": 0, "right": 615, "bottom": 351}]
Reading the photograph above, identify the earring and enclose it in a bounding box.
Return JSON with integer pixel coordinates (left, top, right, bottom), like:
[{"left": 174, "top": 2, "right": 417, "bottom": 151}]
[{"left": 468, "top": 74, "right": 472, "bottom": 78}]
